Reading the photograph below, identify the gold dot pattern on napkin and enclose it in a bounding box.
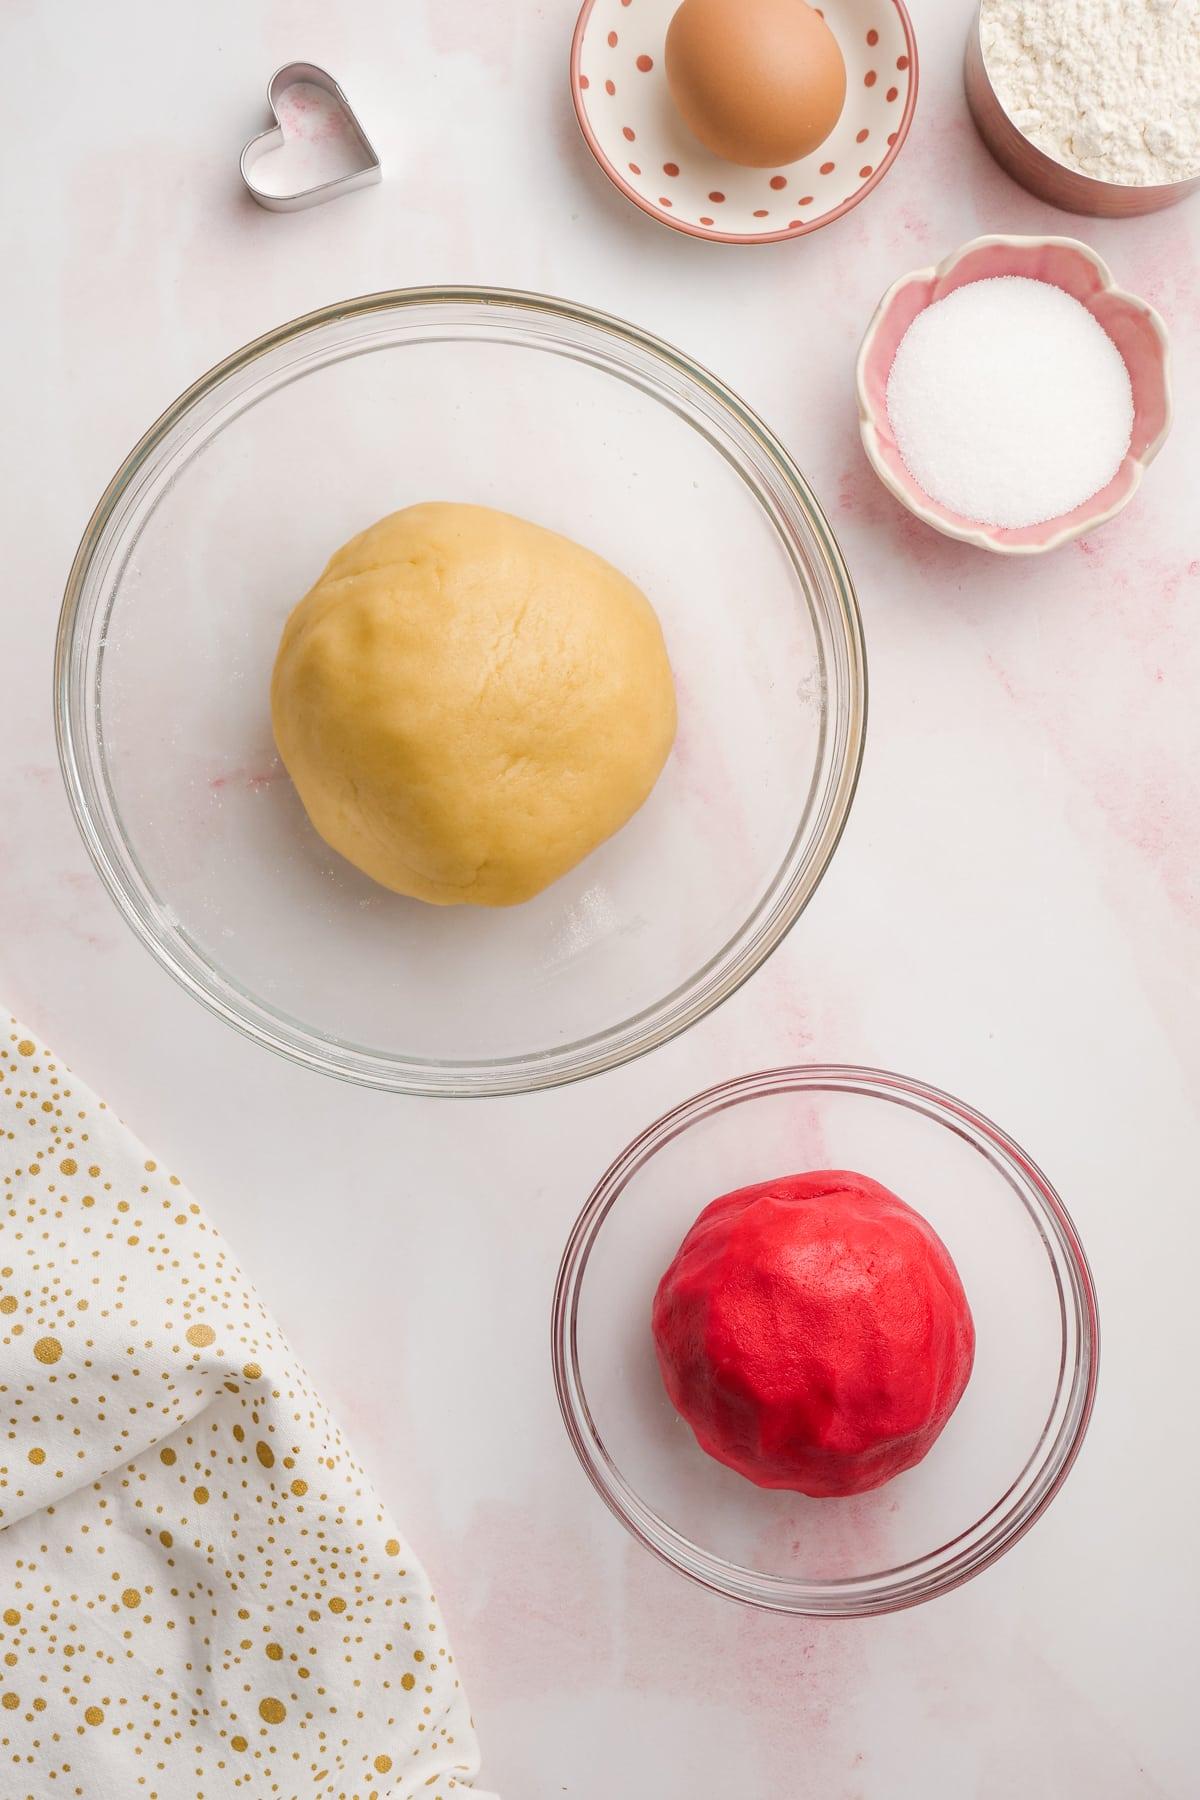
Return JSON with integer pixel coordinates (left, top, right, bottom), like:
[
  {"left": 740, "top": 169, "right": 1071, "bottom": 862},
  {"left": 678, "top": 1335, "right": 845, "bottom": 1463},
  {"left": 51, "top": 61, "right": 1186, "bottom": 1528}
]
[{"left": 0, "top": 1023, "right": 494, "bottom": 1799}]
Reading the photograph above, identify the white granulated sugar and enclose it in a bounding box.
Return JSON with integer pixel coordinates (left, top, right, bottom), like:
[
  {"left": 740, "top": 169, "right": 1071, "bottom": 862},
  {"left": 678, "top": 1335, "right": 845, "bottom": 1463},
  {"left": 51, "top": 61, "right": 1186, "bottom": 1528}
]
[
  {"left": 886, "top": 277, "right": 1134, "bottom": 530},
  {"left": 981, "top": 0, "right": 1200, "bottom": 185}
]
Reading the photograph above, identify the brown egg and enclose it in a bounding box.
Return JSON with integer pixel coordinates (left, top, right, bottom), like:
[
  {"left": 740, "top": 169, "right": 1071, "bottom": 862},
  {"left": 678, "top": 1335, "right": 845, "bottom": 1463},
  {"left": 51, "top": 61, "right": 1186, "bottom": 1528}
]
[{"left": 665, "top": 0, "right": 847, "bottom": 169}]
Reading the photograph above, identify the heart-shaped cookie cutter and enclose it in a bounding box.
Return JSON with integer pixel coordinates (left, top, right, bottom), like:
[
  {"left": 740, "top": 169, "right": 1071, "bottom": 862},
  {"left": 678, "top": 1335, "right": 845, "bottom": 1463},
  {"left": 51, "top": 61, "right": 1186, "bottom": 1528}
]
[{"left": 240, "top": 62, "right": 381, "bottom": 212}]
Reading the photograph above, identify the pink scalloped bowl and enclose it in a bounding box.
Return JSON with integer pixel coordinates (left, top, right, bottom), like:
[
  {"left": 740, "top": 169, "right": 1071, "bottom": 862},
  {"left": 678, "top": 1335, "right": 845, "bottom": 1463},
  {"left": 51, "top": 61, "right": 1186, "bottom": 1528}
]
[
  {"left": 856, "top": 236, "right": 1172, "bottom": 554},
  {"left": 570, "top": 0, "right": 917, "bottom": 245}
]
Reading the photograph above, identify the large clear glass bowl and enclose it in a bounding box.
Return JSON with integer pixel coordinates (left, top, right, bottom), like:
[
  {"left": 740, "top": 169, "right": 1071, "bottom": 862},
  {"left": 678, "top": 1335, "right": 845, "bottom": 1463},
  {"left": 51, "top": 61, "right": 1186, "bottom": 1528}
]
[
  {"left": 56, "top": 290, "right": 865, "bottom": 1095},
  {"left": 553, "top": 1066, "right": 1099, "bottom": 1613}
]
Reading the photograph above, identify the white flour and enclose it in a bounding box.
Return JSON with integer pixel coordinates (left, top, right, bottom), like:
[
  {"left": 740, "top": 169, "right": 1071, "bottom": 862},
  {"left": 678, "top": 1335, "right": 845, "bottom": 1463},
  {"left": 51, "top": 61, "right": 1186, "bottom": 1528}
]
[{"left": 981, "top": 0, "right": 1200, "bottom": 185}]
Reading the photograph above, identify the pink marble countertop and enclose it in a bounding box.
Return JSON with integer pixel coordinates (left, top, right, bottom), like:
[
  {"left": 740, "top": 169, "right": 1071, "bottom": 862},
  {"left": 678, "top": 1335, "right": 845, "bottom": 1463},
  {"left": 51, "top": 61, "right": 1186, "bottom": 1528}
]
[{"left": 2, "top": 1, "right": 1197, "bottom": 1793}]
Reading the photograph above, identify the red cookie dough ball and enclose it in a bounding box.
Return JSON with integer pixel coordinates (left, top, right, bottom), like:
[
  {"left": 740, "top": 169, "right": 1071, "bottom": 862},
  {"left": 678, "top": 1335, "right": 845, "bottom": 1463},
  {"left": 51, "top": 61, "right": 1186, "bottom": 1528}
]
[{"left": 651, "top": 1171, "right": 975, "bottom": 1497}]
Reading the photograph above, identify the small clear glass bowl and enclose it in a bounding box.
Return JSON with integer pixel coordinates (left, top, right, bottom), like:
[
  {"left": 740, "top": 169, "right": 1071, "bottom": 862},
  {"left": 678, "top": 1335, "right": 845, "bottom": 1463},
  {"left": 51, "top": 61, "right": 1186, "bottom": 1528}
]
[
  {"left": 56, "top": 288, "right": 865, "bottom": 1096},
  {"left": 553, "top": 1066, "right": 1099, "bottom": 1615}
]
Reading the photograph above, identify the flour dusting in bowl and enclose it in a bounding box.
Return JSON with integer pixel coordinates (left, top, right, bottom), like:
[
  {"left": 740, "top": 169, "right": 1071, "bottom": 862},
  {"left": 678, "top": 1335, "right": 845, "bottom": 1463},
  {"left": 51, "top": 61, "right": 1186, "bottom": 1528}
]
[{"left": 980, "top": 0, "right": 1200, "bottom": 187}]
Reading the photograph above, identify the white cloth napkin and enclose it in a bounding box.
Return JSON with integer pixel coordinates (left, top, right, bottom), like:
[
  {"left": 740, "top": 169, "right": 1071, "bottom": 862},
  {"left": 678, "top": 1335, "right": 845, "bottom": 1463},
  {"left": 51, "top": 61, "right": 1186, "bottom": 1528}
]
[{"left": 0, "top": 1018, "right": 496, "bottom": 1799}]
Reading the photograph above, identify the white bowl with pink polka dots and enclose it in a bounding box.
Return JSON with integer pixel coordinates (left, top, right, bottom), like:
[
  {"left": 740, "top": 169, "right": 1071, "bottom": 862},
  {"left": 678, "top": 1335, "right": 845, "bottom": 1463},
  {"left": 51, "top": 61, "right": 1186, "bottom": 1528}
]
[{"left": 570, "top": 0, "right": 917, "bottom": 244}]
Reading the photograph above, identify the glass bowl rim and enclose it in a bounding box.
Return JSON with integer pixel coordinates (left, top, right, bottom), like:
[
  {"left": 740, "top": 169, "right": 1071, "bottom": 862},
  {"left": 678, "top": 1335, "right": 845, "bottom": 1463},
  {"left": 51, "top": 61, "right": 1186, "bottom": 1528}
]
[
  {"left": 552, "top": 1062, "right": 1100, "bottom": 1615},
  {"left": 54, "top": 286, "right": 867, "bottom": 1097}
]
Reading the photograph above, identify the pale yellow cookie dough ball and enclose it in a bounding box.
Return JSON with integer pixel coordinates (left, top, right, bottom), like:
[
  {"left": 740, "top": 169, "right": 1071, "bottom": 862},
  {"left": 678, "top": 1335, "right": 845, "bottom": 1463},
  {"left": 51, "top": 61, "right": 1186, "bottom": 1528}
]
[{"left": 271, "top": 502, "right": 677, "bottom": 907}]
